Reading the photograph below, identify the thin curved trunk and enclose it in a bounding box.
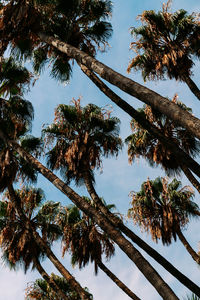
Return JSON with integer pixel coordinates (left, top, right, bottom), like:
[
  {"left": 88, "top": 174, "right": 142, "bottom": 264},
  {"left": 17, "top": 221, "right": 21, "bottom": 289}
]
[
  {"left": 32, "top": 231, "right": 91, "bottom": 300},
  {"left": 33, "top": 258, "right": 69, "bottom": 300},
  {"left": 183, "top": 76, "right": 200, "bottom": 101},
  {"left": 83, "top": 172, "right": 200, "bottom": 297},
  {"left": 7, "top": 184, "right": 90, "bottom": 300},
  {"left": 97, "top": 260, "right": 141, "bottom": 300},
  {"left": 79, "top": 64, "right": 200, "bottom": 180},
  {"left": 181, "top": 166, "right": 200, "bottom": 194},
  {"left": 177, "top": 228, "right": 200, "bottom": 265},
  {"left": 38, "top": 32, "right": 200, "bottom": 141},
  {"left": 5, "top": 139, "right": 180, "bottom": 300}
]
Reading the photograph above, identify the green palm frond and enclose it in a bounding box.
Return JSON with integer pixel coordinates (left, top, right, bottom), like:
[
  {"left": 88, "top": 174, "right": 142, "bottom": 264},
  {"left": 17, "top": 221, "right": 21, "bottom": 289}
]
[{"left": 128, "top": 177, "right": 199, "bottom": 245}]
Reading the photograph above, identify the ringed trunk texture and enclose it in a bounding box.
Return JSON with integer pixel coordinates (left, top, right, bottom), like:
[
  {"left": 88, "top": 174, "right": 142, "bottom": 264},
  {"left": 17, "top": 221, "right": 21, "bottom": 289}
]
[
  {"left": 177, "top": 229, "right": 200, "bottom": 265},
  {"left": 7, "top": 184, "right": 89, "bottom": 300},
  {"left": 184, "top": 76, "right": 200, "bottom": 101},
  {"left": 33, "top": 258, "right": 69, "bottom": 300},
  {"left": 7, "top": 139, "right": 179, "bottom": 300},
  {"left": 38, "top": 32, "right": 200, "bottom": 141},
  {"left": 83, "top": 173, "right": 200, "bottom": 297},
  {"left": 181, "top": 166, "right": 200, "bottom": 194},
  {"left": 97, "top": 260, "right": 141, "bottom": 300},
  {"left": 80, "top": 65, "right": 200, "bottom": 180}
]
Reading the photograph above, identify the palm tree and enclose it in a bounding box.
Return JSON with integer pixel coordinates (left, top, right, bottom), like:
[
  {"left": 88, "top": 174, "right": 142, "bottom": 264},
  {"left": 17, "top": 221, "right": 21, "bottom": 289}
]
[
  {"left": 128, "top": 177, "right": 200, "bottom": 264},
  {"left": 57, "top": 201, "right": 140, "bottom": 300},
  {"left": 125, "top": 102, "right": 200, "bottom": 193},
  {"left": 43, "top": 100, "right": 122, "bottom": 209},
  {"left": 0, "top": 61, "right": 91, "bottom": 299},
  {"left": 0, "top": 187, "right": 68, "bottom": 300},
  {"left": 0, "top": 186, "right": 91, "bottom": 299},
  {"left": 1, "top": 0, "right": 200, "bottom": 142},
  {"left": 25, "top": 273, "right": 92, "bottom": 300},
  {"left": 5, "top": 126, "right": 200, "bottom": 298},
  {"left": 127, "top": 2, "right": 200, "bottom": 100},
  {"left": 0, "top": 60, "right": 185, "bottom": 299}
]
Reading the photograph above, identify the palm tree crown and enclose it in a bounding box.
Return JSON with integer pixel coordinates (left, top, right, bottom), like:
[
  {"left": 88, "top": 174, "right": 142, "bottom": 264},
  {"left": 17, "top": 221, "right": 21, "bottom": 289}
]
[
  {"left": 0, "top": 0, "right": 112, "bottom": 81},
  {"left": 25, "top": 273, "right": 90, "bottom": 300},
  {"left": 56, "top": 200, "right": 115, "bottom": 274},
  {"left": 127, "top": 2, "right": 200, "bottom": 82},
  {"left": 43, "top": 100, "right": 122, "bottom": 185},
  {"left": 128, "top": 177, "right": 199, "bottom": 245},
  {"left": 125, "top": 101, "right": 200, "bottom": 176},
  {"left": 0, "top": 187, "right": 61, "bottom": 272}
]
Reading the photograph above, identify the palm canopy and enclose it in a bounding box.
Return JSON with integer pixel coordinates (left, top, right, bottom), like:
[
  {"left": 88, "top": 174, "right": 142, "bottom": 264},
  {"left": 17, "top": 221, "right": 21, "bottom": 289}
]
[
  {"left": 127, "top": 2, "right": 200, "bottom": 81},
  {"left": 0, "top": 57, "right": 32, "bottom": 97},
  {"left": 0, "top": 95, "right": 42, "bottom": 191},
  {"left": 128, "top": 177, "right": 199, "bottom": 245},
  {"left": 0, "top": 0, "right": 112, "bottom": 81},
  {"left": 43, "top": 100, "right": 122, "bottom": 185},
  {"left": 0, "top": 59, "right": 42, "bottom": 190},
  {"left": 0, "top": 187, "right": 62, "bottom": 272},
  {"left": 125, "top": 101, "right": 200, "bottom": 176},
  {"left": 25, "top": 273, "right": 92, "bottom": 300},
  {"left": 56, "top": 198, "right": 115, "bottom": 274}
]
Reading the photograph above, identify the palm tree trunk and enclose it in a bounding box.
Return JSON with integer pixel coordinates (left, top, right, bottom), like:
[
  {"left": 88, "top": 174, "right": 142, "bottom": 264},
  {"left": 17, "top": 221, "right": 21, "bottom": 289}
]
[
  {"left": 38, "top": 32, "right": 200, "bottom": 141},
  {"left": 177, "top": 228, "right": 200, "bottom": 265},
  {"left": 31, "top": 231, "right": 91, "bottom": 300},
  {"left": 97, "top": 260, "right": 141, "bottom": 300},
  {"left": 33, "top": 258, "right": 69, "bottom": 300},
  {"left": 7, "top": 183, "right": 90, "bottom": 300},
  {"left": 5, "top": 139, "right": 180, "bottom": 300},
  {"left": 181, "top": 166, "right": 200, "bottom": 194},
  {"left": 83, "top": 172, "right": 200, "bottom": 297},
  {"left": 79, "top": 64, "right": 200, "bottom": 180},
  {"left": 183, "top": 76, "right": 200, "bottom": 101}
]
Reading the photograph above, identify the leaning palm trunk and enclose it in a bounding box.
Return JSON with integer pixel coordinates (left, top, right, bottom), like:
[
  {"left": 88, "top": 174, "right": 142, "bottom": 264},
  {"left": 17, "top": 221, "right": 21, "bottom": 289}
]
[
  {"left": 83, "top": 171, "right": 200, "bottom": 297},
  {"left": 97, "top": 260, "right": 141, "bottom": 300},
  {"left": 183, "top": 76, "right": 200, "bottom": 102},
  {"left": 32, "top": 231, "right": 90, "bottom": 300},
  {"left": 32, "top": 258, "right": 69, "bottom": 300},
  {"left": 7, "top": 184, "right": 90, "bottom": 300},
  {"left": 176, "top": 228, "right": 200, "bottom": 265},
  {"left": 79, "top": 64, "right": 200, "bottom": 180},
  {"left": 38, "top": 33, "right": 200, "bottom": 141},
  {"left": 3, "top": 138, "right": 180, "bottom": 300},
  {"left": 181, "top": 166, "right": 200, "bottom": 194}
]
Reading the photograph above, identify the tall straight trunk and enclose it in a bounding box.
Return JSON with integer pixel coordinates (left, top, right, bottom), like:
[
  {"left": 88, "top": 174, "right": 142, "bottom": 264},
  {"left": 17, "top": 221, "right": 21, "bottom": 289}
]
[
  {"left": 97, "top": 260, "right": 141, "bottom": 300},
  {"left": 83, "top": 172, "right": 200, "bottom": 297},
  {"left": 183, "top": 76, "right": 200, "bottom": 101},
  {"left": 176, "top": 229, "right": 200, "bottom": 265},
  {"left": 7, "top": 184, "right": 90, "bottom": 300},
  {"left": 38, "top": 33, "right": 200, "bottom": 141},
  {"left": 79, "top": 64, "right": 200, "bottom": 180},
  {"left": 181, "top": 166, "right": 200, "bottom": 194},
  {"left": 33, "top": 258, "right": 69, "bottom": 300},
  {"left": 5, "top": 138, "right": 180, "bottom": 300}
]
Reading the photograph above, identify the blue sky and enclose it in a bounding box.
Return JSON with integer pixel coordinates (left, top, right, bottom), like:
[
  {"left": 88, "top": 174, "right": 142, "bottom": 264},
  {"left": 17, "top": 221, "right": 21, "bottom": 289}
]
[{"left": 0, "top": 1, "right": 200, "bottom": 299}]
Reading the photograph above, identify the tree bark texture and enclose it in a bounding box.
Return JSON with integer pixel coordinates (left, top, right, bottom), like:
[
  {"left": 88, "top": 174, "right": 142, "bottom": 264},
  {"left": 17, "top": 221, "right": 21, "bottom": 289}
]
[{"left": 38, "top": 33, "right": 200, "bottom": 141}]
